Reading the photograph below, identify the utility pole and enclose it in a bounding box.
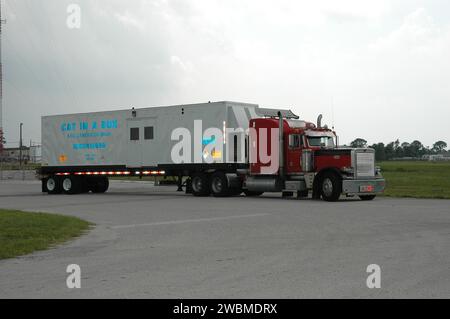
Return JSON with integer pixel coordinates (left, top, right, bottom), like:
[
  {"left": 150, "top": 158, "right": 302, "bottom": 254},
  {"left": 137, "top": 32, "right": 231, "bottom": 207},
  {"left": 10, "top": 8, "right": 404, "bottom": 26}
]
[
  {"left": 0, "top": 0, "right": 6, "bottom": 156},
  {"left": 19, "top": 122, "right": 23, "bottom": 167}
]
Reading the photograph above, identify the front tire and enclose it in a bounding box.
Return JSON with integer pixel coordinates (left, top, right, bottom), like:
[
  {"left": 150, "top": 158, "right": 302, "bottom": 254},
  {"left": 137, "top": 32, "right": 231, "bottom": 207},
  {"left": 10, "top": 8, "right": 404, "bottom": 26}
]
[
  {"left": 191, "top": 173, "right": 210, "bottom": 197},
  {"left": 320, "top": 172, "right": 342, "bottom": 202}
]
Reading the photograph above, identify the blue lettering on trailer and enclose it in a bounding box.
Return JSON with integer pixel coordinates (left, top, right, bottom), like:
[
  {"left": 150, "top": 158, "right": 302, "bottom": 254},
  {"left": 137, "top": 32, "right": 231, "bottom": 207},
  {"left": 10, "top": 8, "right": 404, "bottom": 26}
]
[{"left": 73, "top": 143, "right": 107, "bottom": 150}]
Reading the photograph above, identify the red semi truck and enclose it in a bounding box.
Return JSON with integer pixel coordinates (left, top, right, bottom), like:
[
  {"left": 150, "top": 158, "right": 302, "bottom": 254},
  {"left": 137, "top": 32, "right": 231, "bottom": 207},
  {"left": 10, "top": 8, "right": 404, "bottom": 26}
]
[{"left": 39, "top": 102, "right": 385, "bottom": 201}]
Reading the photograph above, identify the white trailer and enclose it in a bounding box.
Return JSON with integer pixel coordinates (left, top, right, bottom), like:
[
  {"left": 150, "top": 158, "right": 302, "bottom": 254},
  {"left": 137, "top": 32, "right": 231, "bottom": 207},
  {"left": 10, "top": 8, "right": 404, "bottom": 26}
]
[
  {"left": 40, "top": 101, "right": 270, "bottom": 195},
  {"left": 42, "top": 101, "right": 259, "bottom": 168}
]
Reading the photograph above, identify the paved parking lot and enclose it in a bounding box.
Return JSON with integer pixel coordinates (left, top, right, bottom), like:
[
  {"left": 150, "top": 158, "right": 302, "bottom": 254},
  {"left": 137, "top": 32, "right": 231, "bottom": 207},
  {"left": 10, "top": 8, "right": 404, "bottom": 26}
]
[{"left": 0, "top": 180, "right": 449, "bottom": 298}]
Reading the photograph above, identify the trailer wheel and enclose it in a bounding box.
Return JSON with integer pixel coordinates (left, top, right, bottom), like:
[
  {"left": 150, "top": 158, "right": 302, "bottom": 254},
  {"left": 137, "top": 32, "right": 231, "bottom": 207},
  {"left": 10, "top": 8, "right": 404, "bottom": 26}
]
[
  {"left": 46, "top": 176, "right": 62, "bottom": 194},
  {"left": 91, "top": 177, "right": 109, "bottom": 193},
  {"left": 243, "top": 190, "right": 264, "bottom": 197},
  {"left": 62, "top": 176, "right": 82, "bottom": 195},
  {"left": 210, "top": 172, "right": 230, "bottom": 197},
  {"left": 320, "top": 172, "right": 342, "bottom": 202},
  {"left": 191, "top": 173, "right": 210, "bottom": 197},
  {"left": 359, "top": 195, "right": 376, "bottom": 201}
]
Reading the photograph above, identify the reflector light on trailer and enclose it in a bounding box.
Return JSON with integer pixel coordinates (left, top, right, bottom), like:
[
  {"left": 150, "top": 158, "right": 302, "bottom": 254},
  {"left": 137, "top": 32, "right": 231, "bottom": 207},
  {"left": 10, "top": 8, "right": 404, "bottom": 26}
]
[{"left": 61, "top": 170, "right": 164, "bottom": 176}]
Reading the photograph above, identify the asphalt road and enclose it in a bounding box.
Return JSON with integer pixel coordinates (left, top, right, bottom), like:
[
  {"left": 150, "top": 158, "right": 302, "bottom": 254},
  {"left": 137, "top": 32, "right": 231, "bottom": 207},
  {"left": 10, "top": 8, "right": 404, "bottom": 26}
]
[{"left": 0, "top": 180, "right": 449, "bottom": 298}]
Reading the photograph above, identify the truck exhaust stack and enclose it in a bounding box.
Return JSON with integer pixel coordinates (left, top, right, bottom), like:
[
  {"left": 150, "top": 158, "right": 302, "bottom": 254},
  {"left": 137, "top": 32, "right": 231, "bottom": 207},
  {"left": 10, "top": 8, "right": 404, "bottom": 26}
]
[{"left": 317, "top": 114, "right": 323, "bottom": 128}]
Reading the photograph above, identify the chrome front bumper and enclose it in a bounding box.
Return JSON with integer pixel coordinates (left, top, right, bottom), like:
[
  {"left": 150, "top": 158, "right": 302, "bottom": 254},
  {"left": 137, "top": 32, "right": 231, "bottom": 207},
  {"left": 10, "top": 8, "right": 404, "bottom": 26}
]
[{"left": 342, "top": 178, "right": 386, "bottom": 196}]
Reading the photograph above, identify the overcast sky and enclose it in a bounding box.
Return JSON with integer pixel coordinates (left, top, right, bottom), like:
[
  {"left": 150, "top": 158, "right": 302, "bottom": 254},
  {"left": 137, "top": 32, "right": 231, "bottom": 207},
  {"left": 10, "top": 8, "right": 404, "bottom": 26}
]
[{"left": 2, "top": 0, "right": 450, "bottom": 147}]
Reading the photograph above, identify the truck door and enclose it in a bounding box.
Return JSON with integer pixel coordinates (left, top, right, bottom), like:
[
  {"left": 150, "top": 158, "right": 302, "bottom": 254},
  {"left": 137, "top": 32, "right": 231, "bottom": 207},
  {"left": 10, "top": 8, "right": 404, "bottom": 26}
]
[{"left": 286, "top": 134, "right": 302, "bottom": 174}]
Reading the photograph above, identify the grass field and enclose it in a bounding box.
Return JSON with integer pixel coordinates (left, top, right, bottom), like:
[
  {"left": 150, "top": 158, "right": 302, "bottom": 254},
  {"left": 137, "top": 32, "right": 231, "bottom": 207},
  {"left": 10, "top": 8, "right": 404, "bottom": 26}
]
[
  {"left": 0, "top": 209, "right": 92, "bottom": 260},
  {"left": 379, "top": 161, "right": 450, "bottom": 199}
]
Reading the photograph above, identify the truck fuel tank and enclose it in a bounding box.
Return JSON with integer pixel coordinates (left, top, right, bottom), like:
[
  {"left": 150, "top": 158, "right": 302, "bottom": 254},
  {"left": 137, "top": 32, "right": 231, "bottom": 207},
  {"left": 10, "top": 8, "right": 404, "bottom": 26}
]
[{"left": 245, "top": 176, "right": 284, "bottom": 192}]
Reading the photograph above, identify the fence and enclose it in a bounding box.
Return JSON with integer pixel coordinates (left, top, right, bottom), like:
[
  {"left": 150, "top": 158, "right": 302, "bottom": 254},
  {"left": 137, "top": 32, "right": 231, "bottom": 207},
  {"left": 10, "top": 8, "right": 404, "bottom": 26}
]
[{"left": 0, "top": 142, "right": 41, "bottom": 181}]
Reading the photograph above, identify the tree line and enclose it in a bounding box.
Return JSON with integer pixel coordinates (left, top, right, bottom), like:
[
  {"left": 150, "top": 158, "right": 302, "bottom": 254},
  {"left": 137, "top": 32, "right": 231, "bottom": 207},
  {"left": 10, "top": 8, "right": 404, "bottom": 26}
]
[{"left": 349, "top": 138, "right": 448, "bottom": 161}]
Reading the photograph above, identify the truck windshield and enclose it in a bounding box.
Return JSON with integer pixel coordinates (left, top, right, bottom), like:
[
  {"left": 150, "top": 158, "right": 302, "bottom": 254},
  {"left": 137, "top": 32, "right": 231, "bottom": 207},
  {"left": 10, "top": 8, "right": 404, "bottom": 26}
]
[{"left": 307, "top": 136, "right": 335, "bottom": 148}]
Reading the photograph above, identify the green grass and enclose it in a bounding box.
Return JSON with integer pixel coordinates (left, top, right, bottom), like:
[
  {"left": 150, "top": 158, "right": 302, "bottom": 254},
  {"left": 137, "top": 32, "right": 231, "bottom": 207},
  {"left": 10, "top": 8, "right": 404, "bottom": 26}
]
[
  {"left": 0, "top": 209, "right": 92, "bottom": 260},
  {"left": 379, "top": 161, "right": 450, "bottom": 199}
]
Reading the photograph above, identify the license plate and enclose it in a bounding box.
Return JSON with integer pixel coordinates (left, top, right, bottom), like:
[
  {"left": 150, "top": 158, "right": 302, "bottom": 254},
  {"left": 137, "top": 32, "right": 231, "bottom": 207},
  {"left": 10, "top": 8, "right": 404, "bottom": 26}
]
[{"left": 359, "top": 185, "right": 375, "bottom": 193}]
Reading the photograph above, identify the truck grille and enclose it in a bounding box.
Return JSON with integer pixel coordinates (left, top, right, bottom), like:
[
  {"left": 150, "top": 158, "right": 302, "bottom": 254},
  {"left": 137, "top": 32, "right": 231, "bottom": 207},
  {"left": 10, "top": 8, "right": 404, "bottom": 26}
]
[{"left": 355, "top": 151, "right": 375, "bottom": 178}]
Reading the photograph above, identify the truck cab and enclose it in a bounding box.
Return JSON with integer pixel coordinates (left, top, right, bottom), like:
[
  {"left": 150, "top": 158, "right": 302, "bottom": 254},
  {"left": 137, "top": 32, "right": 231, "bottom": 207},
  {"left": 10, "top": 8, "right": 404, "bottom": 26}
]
[{"left": 244, "top": 112, "right": 386, "bottom": 201}]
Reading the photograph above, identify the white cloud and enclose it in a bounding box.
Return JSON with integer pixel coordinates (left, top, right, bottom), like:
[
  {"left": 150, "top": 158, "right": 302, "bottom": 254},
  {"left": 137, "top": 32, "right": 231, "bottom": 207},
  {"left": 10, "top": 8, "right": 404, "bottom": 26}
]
[
  {"left": 370, "top": 8, "right": 443, "bottom": 53},
  {"left": 114, "top": 11, "right": 146, "bottom": 31},
  {"left": 3, "top": 1, "right": 450, "bottom": 147}
]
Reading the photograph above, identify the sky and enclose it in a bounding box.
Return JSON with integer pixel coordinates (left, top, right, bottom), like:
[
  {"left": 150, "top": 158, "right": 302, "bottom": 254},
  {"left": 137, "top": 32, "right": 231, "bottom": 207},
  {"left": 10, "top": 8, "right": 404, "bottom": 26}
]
[{"left": 2, "top": 0, "right": 450, "bottom": 148}]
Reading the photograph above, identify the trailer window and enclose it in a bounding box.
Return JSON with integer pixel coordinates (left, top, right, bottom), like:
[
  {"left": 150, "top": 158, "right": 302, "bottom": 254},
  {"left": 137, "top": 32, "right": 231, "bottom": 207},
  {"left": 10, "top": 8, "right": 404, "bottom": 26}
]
[
  {"left": 144, "top": 126, "right": 154, "bottom": 140},
  {"left": 130, "top": 128, "right": 140, "bottom": 141}
]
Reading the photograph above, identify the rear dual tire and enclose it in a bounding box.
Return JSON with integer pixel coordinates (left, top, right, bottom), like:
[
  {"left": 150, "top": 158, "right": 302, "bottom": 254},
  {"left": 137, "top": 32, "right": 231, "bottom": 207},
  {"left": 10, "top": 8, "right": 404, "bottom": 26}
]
[
  {"left": 90, "top": 177, "right": 109, "bottom": 193},
  {"left": 210, "top": 172, "right": 230, "bottom": 197},
  {"left": 46, "top": 175, "right": 109, "bottom": 195},
  {"left": 46, "top": 176, "right": 62, "bottom": 195},
  {"left": 191, "top": 172, "right": 236, "bottom": 197},
  {"left": 62, "top": 176, "right": 82, "bottom": 195},
  {"left": 191, "top": 173, "right": 210, "bottom": 197}
]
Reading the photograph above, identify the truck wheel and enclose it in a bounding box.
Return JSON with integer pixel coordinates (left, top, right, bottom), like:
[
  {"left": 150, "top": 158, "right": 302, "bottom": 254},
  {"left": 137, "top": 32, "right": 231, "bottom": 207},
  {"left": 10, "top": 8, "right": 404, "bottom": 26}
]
[
  {"left": 359, "top": 195, "right": 376, "bottom": 201},
  {"left": 62, "top": 176, "right": 82, "bottom": 195},
  {"left": 46, "top": 176, "right": 62, "bottom": 194},
  {"left": 320, "top": 172, "right": 342, "bottom": 202},
  {"left": 243, "top": 190, "right": 264, "bottom": 197},
  {"left": 191, "top": 173, "right": 210, "bottom": 197},
  {"left": 210, "top": 172, "right": 230, "bottom": 197},
  {"left": 91, "top": 177, "right": 109, "bottom": 193}
]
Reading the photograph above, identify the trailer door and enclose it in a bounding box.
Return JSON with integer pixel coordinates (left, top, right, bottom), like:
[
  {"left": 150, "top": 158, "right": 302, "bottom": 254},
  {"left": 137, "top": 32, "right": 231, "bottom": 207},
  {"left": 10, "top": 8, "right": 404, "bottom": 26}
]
[
  {"left": 126, "top": 118, "right": 157, "bottom": 167},
  {"left": 127, "top": 119, "right": 143, "bottom": 167}
]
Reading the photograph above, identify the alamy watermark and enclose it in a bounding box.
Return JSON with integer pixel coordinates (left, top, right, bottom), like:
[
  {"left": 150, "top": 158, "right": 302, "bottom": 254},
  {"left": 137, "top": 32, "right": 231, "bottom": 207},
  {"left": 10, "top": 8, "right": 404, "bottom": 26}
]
[
  {"left": 66, "top": 264, "right": 81, "bottom": 289},
  {"left": 366, "top": 264, "right": 381, "bottom": 289},
  {"left": 66, "top": 4, "right": 81, "bottom": 29},
  {"left": 170, "top": 120, "right": 280, "bottom": 174}
]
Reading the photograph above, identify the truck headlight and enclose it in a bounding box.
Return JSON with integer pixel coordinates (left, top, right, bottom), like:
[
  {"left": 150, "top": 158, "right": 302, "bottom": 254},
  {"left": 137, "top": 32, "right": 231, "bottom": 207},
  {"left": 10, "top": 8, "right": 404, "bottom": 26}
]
[
  {"left": 341, "top": 167, "right": 354, "bottom": 174},
  {"left": 375, "top": 166, "right": 382, "bottom": 175}
]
